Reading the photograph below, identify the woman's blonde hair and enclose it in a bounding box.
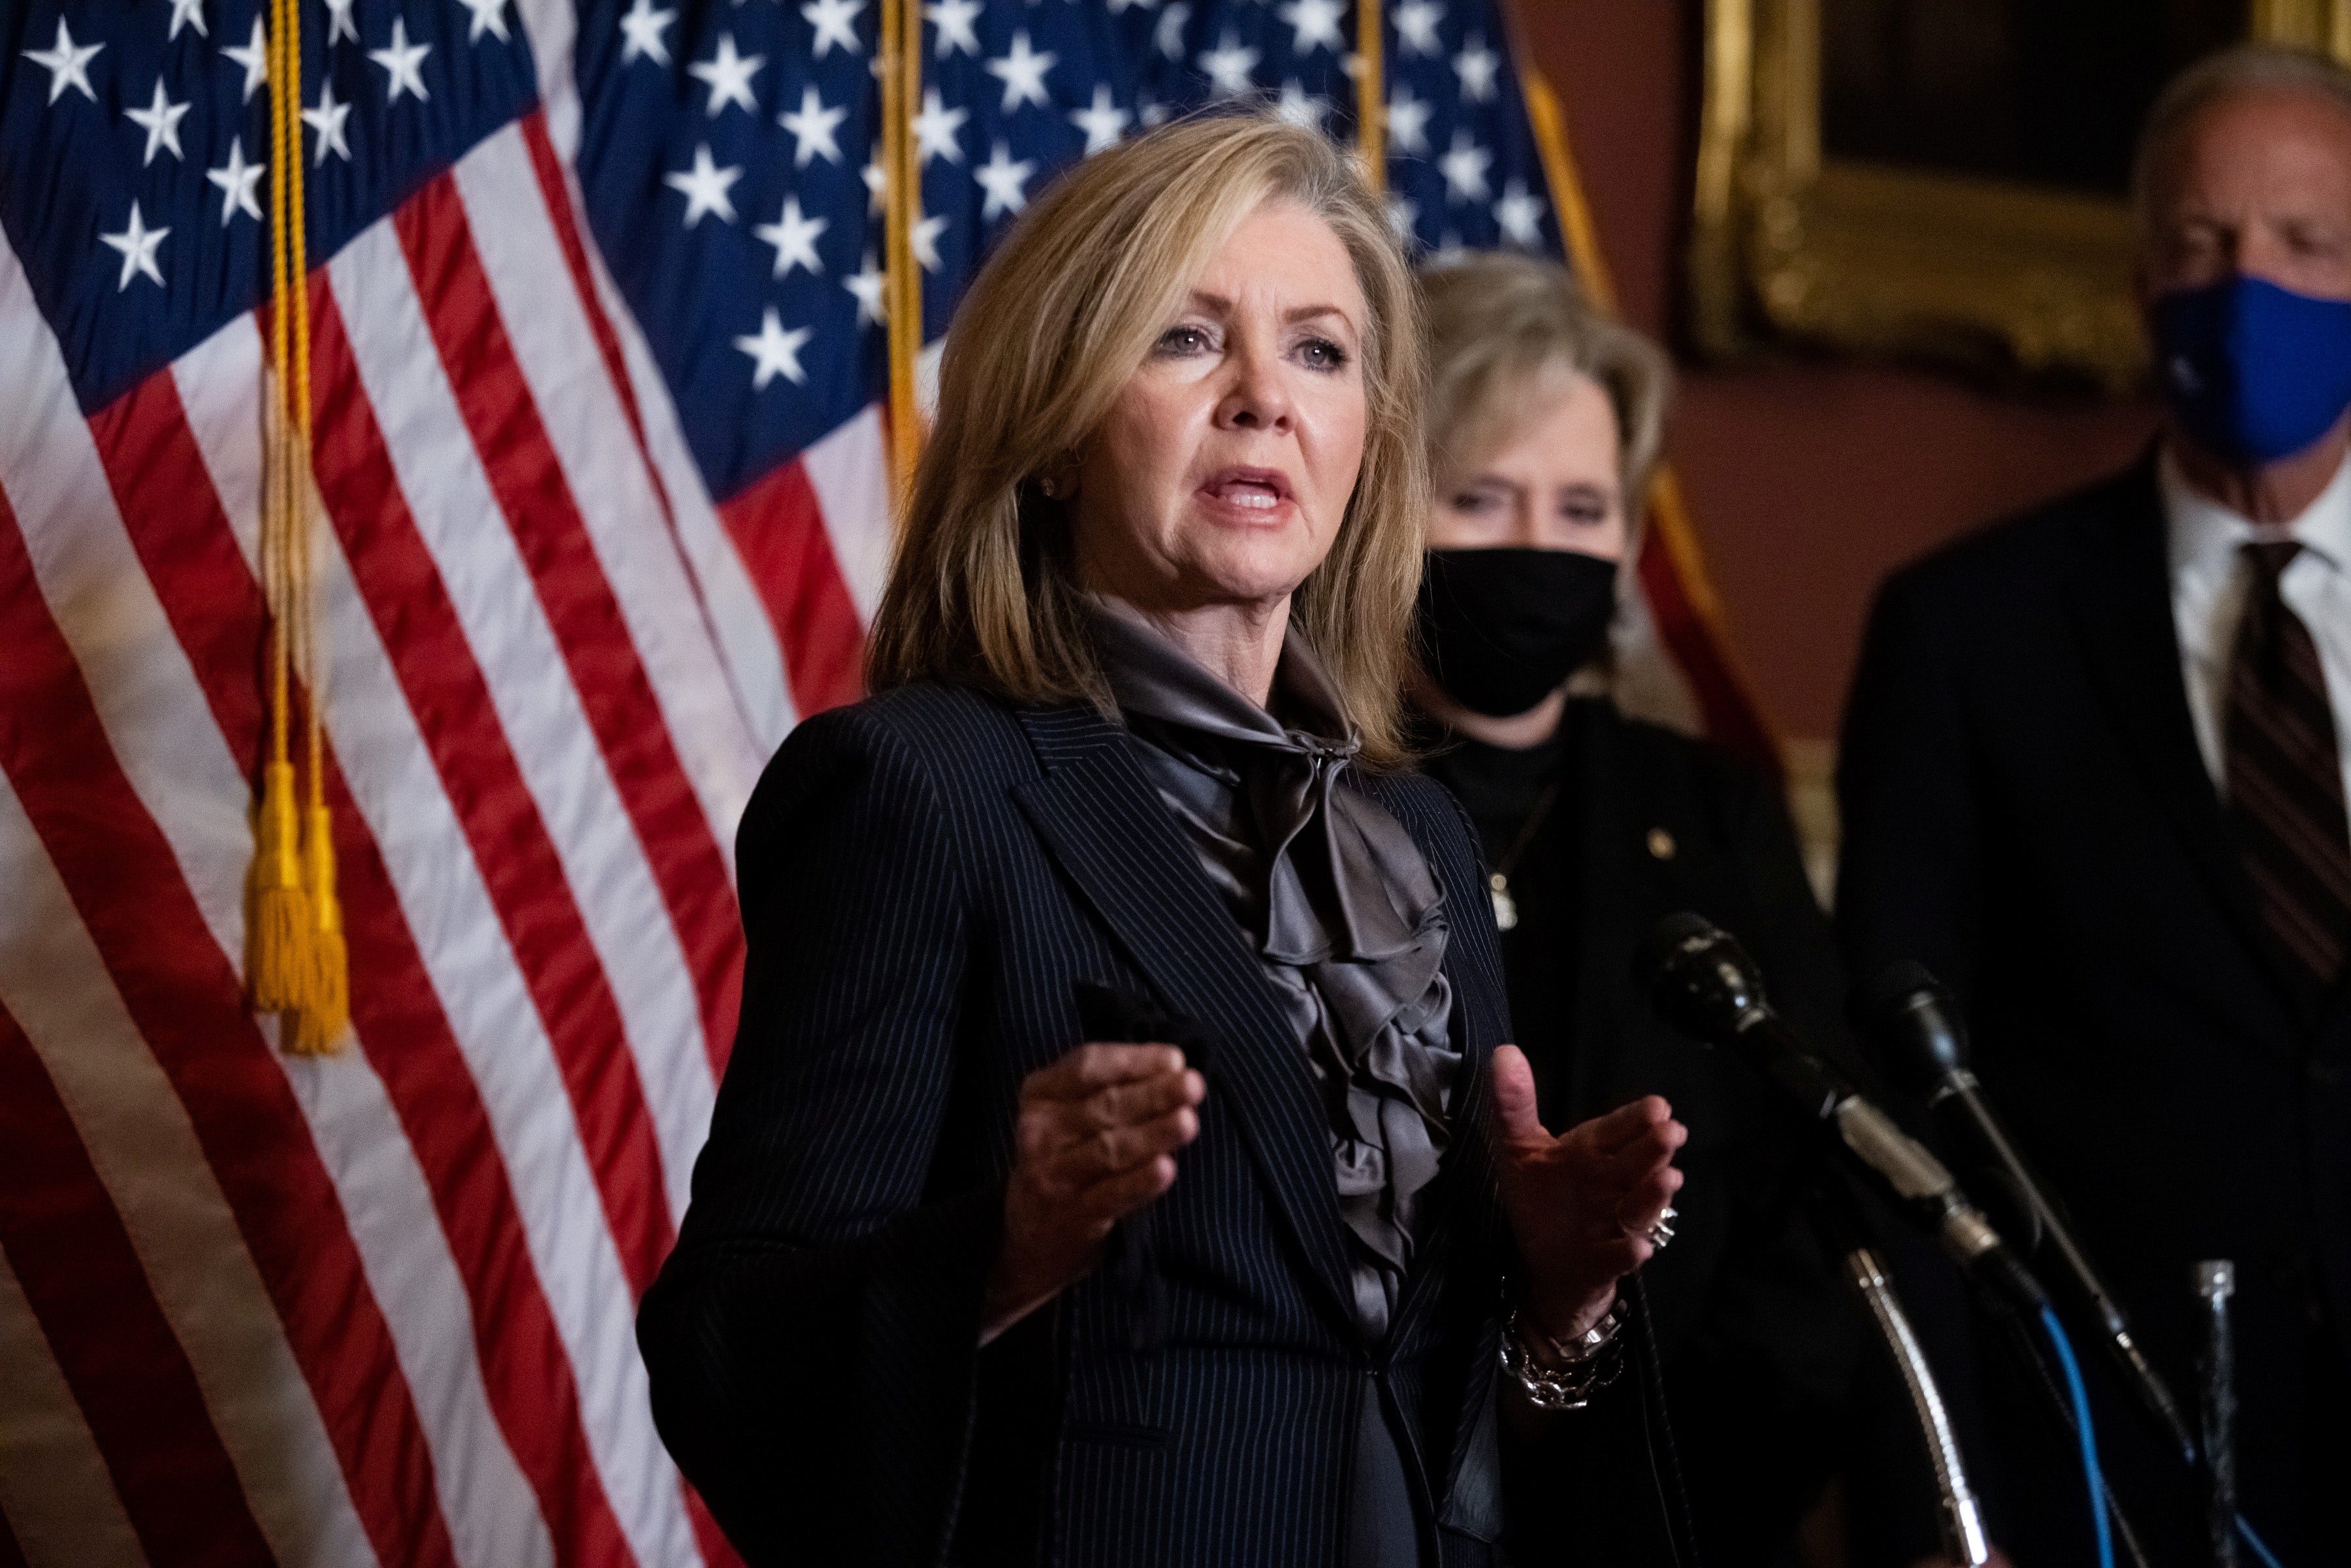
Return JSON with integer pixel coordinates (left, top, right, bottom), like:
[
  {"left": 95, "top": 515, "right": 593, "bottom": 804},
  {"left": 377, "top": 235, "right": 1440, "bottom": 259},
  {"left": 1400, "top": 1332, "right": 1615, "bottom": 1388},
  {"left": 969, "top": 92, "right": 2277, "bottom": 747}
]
[
  {"left": 1418, "top": 253, "right": 1671, "bottom": 515},
  {"left": 866, "top": 110, "right": 1428, "bottom": 766}
]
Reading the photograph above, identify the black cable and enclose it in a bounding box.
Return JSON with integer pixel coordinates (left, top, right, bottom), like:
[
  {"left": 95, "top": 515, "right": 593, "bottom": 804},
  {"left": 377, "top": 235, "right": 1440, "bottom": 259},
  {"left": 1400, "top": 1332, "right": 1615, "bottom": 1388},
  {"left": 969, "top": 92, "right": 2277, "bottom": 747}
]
[{"left": 1626, "top": 1273, "right": 1699, "bottom": 1568}]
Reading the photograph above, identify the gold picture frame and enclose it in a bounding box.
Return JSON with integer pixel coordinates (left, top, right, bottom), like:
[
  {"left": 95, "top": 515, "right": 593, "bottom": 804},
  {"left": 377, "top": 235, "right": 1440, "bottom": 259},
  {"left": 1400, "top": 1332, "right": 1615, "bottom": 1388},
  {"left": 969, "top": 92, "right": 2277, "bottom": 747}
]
[{"left": 1689, "top": 0, "right": 2351, "bottom": 392}]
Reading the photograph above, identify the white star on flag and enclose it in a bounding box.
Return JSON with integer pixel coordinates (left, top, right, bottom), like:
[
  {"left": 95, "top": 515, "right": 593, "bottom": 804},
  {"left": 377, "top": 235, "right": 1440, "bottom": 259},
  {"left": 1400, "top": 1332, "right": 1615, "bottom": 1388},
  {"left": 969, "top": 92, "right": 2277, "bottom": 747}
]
[
  {"left": 1453, "top": 33, "right": 1498, "bottom": 101},
  {"left": 100, "top": 201, "right": 168, "bottom": 291},
  {"left": 862, "top": 143, "right": 886, "bottom": 212},
  {"left": 1275, "top": 0, "right": 1344, "bottom": 54},
  {"left": 754, "top": 195, "right": 828, "bottom": 278},
  {"left": 1494, "top": 178, "right": 1544, "bottom": 246},
  {"left": 984, "top": 31, "right": 1056, "bottom": 112},
  {"left": 168, "top": 0, "right": 208, "bottom": 42},
  {"left": 222, "top": 16, "right": 268, "bottom": 101},
  {"left": 618, "top": 0, "right": 675, "bottom": 66},
  {"left": 913, "top": 86, "right": 967, "bottom": 165},
  {"left": 24, "top": 19, "right": 103, "bottom": 106},
  {"left": 304, "top": 78, "right": 355, "bottom": 162},
  {"left": 911, "top": 210, "right": 948, "bottom": 272},
  {"left": 664, "top": 144, "right": 742, "bottom": 225},
  {"left": 688, "top": 33, "right": 762, "bottom": 117},
  {"left": 1387, "top": 83, "right": 1433, "bottom": 153},
  {"left": 1068, "top": 84, "right": 1128, "bottom": 155},
  {"left": 206, "top": 136, "right": 266, "bottom": 225},
  {"left": 925, "top": 0, "right": 981, "bottom": 59},
  {"left": 458, "top": 0, "right": 511, "bottom": 46},
  {"left": 1154, "top": 4, "right": 1190, "bottom": 61},
  {"left": 1198, "top": 32, "right": 1258, "bottom": 97},
  {"left": 844, "top": 250, "right": 886, "bottom": 325},
  {"left": 1394, "top": 0, "right": 1443, "bottom": 56},
  {"left": 325, "top": 0, "right": 360, "bottom": 47},
  {"left": 778, "top": 85, "right": 846, "bottom": 166},
  {"left": 974, "top": 141, "right": 1035, "bottom": 220},
  {"left": 734, "top": 308, "right": 811, "bottom": 388},
  {"left": 370, "top": 18, "right": 432, "bottom": 104},
  {"left": 1438, "top": 127, "right": 1491, "bottom": 202},
  {"left": 1275, "top": 80, "right": 1328, "bottom": 129},
  {"left": 801, "top": 0, "right": 864, "bottom": 57},
  {"left": 126, "top": 79, "right": 192, "bottom": 165}
]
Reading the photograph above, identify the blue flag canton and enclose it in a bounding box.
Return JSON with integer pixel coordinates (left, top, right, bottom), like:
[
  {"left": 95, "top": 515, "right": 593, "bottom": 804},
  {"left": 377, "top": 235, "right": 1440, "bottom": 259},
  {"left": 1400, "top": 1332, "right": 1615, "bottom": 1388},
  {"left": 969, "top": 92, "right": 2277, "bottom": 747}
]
[
  {"left": 571, "top": 0, "right": 1565, "bottom": 505},
  {"left": 1, "top": 0, "right": 538, "bottom": 413}
]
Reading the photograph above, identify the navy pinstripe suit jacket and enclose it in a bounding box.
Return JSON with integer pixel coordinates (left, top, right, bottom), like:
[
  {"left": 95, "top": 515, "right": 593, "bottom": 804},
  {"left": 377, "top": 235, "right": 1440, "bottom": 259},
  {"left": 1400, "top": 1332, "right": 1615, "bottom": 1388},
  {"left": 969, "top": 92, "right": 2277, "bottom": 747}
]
[{"left": 639, "top": 680, "right": 1522, "bottom": 1567}]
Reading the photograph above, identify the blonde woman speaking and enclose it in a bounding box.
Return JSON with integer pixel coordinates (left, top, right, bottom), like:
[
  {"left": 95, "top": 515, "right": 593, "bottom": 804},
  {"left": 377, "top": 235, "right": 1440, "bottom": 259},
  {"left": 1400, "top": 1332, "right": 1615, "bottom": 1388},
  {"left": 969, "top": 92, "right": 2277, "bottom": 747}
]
[{"left": 638, "top": 115, "right": 1684, "bottom": 1568}]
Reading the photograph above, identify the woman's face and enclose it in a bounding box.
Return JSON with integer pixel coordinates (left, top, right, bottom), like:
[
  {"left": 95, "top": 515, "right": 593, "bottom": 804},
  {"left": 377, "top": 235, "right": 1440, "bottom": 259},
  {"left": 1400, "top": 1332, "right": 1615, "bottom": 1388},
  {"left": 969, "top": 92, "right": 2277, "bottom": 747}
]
[
  {"left": 1426, "top": 372, "right": 1628, "bottom": 562},
  {"left": 1070, "top": 200, "right": 1369, "bottom": 616}
]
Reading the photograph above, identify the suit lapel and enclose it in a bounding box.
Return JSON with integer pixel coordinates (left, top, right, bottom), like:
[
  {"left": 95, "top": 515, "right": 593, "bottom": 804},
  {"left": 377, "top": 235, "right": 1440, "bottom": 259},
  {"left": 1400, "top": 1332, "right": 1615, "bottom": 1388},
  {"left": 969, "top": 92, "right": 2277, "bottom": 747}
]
[
  {"left": 1008, "top": 706, "right": 1363, "bottom": 1334},
  {"left": 2063, "top": 461, "right": 2314, "bottom": 1016}
]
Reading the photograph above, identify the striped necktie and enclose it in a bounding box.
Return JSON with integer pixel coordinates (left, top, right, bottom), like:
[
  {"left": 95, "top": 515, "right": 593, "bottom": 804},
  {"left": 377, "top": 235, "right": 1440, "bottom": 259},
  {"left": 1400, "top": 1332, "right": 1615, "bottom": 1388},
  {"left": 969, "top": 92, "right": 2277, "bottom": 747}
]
[{"left": 2224, "top": 540, "right": 2351, "bottom": 989}]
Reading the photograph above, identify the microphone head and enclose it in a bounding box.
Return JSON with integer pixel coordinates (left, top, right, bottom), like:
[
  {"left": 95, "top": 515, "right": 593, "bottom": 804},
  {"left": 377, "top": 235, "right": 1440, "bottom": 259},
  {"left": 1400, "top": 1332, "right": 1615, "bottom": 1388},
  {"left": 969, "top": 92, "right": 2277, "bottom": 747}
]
[
  {"left": 1633, "top": 913, "right": 1770, "bottom": 1044},
  {"left": 1855, "top": 959, "right": 1970, "bottom": 1089}
]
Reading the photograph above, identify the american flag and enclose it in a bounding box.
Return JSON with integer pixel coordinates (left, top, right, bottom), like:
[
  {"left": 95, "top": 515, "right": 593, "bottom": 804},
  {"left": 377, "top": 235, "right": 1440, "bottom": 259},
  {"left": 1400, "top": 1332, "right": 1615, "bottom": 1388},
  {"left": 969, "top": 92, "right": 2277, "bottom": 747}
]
[{"left": 0, "top": 0, "right": 1750, "bottom": 1563}]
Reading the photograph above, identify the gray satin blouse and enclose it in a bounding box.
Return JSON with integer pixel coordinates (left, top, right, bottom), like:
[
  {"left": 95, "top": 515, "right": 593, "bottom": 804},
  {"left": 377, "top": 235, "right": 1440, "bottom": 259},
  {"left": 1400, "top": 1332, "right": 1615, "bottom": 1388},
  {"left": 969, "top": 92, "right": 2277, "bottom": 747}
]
[{"left": 1089, "top": 600, "right": 1462, "bottom": 1342}]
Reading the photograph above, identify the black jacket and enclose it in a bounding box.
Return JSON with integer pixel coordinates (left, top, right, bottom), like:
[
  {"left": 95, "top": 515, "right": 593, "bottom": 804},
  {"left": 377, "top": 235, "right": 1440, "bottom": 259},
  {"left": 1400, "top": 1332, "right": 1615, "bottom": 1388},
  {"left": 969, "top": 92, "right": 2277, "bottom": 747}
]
[
  {"left": 1837, "top": 458, "right": 2351, "bottom": 1567},
  {"left": 1428, "top": 700, "right": 1864, "bottom": 1568},
  {"left": 639, "top": 682, "right": 1520, "bottom": 1567}
]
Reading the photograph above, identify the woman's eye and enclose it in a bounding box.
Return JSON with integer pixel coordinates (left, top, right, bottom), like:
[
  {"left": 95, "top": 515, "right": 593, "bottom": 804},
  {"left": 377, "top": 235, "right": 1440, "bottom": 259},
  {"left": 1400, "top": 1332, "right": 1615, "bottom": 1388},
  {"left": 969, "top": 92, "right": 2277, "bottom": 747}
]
[
  {"left": 1449, "top": 490, "right": 1501, "bottom": 515},
  {"left": 1155, "top": 325, "right": 1212, "bottom": 357},
  {"left": 1297, "top": 336, "right": 1349, "bottom": 371},
  {"left": 1561, "top": 502, "right": 1610, "bottom": 527}
]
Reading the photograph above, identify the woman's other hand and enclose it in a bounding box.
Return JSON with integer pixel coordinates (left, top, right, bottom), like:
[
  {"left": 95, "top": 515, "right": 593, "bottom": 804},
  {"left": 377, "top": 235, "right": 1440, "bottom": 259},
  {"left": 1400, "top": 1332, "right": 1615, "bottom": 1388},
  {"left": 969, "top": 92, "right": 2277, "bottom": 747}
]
[
  {"left": 1490, "top": 1044, "right": 1686, "bottom": 1348},
  {"left": 982, "top": 1044, "right": 1206, "bottom": 1343}
]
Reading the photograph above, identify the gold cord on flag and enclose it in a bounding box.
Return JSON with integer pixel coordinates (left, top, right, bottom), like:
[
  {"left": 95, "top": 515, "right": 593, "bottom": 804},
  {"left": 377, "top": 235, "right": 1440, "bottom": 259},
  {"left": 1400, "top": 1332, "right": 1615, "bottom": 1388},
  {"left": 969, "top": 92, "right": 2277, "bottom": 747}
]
[
  {"left": 248, "top": 0, "right": 347, "bottom": 1055},
  {"left": 880, "top": 0, "right": 923, "bottom": 511},
  {"left": 1355, "top": 0, "right": 1384, "bottom": 191}
]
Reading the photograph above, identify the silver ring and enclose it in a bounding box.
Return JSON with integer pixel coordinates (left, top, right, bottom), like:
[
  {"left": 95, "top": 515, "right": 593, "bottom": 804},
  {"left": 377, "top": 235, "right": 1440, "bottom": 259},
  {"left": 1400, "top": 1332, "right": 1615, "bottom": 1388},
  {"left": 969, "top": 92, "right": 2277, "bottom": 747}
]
[{"left": 1641, "top": 1205, "right": 1678, "bottom": 1251}]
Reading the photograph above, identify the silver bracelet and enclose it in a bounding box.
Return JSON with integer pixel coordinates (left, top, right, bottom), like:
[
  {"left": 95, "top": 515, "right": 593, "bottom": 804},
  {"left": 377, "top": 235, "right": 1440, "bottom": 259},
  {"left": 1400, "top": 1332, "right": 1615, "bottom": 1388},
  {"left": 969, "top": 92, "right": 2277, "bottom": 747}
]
[{"left": 1498, "top": 1302, "right": 1626, "bottom": 1411}]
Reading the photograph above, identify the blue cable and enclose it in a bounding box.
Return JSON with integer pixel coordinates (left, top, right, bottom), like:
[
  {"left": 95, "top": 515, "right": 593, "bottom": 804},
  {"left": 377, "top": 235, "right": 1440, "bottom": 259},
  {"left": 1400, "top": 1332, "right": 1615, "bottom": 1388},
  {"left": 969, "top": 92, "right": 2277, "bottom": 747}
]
[
  {"left": 2039, "top": 1305, "right": 2115, "bottom": 1568},
  {"left": 2236, "top": 1512, "right": 2286, "bottom": 1568}
]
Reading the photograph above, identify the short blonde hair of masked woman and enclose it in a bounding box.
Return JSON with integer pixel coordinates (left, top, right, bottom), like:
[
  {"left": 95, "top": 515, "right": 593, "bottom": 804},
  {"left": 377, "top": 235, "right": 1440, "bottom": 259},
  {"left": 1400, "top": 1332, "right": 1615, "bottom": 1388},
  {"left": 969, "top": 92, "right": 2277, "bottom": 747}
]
[
  {"left": 1418, "top": 251, "right": 1672, "bottom": 531},
  {"left": 867, "top": 111, "right": 1429, "bottom": 768}
]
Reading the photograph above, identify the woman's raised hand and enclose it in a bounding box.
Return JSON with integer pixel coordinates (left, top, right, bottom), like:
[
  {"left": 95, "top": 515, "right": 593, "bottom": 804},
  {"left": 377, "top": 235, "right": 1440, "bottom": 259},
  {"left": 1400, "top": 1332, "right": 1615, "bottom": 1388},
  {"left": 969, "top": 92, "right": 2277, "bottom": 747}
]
[
  {"left": 982, "top": 1044, "right": 1206, "bottom": 1343},
  {"left": 1489, "top": 1044, "right": 1686, "bottom": 1349}
]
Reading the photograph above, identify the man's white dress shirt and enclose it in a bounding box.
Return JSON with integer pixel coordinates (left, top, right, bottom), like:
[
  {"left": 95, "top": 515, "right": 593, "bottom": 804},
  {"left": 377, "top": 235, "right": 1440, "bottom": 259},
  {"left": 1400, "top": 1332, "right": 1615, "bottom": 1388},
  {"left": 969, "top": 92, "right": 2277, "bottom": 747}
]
[{"left": 2162, "top": 446, "right": 2351, "bottom": 813}]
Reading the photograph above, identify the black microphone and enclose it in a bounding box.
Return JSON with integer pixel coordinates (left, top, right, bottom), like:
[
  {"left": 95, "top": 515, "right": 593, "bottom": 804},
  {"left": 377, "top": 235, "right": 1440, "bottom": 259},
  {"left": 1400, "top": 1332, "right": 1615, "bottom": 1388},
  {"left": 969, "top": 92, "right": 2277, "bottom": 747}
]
[
  {"left": 1631, "top": 914, "right": 2045, "bottom": 1315},
  {"left": 1858, "top": 961, "right": 2197, "bottom": 1467}
]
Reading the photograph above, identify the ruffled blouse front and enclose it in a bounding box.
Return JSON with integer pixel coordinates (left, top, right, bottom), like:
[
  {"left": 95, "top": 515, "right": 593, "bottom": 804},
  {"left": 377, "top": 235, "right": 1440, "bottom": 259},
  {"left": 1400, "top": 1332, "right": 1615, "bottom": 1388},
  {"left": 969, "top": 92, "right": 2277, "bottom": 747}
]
[{"left": 1091, "top": 601, "right": 1460, "bottom": 1342}]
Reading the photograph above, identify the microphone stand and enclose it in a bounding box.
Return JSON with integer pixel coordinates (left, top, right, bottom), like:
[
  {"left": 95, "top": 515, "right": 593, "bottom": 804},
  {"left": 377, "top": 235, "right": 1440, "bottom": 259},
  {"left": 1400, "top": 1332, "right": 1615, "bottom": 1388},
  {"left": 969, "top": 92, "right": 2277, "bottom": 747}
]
[
  {"left": 1847, "top": 1245, "right": 1992, "bottom": 1568},
  {"left": 2194, "top": 1262, "right": 2239, "bottom": 1568}
]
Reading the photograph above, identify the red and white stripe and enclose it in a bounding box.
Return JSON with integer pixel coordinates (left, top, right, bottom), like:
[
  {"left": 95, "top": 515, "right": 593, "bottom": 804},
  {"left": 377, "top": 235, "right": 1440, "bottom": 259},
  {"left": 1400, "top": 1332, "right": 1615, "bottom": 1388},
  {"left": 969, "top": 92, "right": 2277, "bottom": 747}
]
[{"left": 0, "top": 77, "right": 878, "bottom": 1561}]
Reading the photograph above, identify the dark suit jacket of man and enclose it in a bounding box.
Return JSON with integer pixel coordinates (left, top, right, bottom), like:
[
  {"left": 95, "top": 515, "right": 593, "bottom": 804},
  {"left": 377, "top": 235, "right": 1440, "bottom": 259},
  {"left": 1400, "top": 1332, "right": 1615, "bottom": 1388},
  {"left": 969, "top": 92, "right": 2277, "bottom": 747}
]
[
  {"left": 1429, "top": 701, "right": 1864, "bottom": 1568},
  {"left": 1836, "top": 457, "right": 2351, "bottom": 1567},
  {"left": 637, "top": 681, "right": 1521, "bottom": 1568}
]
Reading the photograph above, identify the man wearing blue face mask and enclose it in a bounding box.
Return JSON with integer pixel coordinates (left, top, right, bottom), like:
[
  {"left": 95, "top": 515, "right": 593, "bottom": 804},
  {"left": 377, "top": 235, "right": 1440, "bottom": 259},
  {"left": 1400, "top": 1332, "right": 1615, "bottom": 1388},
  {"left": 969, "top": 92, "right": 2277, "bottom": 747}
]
[{"left": 1839, "top": 45, "right": 2351, "bottom": 1568}]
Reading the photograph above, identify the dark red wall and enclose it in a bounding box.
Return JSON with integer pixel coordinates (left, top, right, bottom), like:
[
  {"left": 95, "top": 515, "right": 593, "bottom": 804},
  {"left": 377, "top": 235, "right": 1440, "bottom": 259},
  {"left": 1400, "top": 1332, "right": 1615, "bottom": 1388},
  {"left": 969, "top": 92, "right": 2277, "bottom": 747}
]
[{"left": 1516, "top": 2, "right": 2161, "bottom": 740}]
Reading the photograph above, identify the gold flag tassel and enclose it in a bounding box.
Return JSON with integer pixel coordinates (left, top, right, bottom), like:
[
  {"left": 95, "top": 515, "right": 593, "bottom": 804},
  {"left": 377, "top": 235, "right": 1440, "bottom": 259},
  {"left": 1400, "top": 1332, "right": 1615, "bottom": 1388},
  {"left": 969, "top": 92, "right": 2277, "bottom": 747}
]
[
  {"left": 283, "top": 0, "right": 345, "bottom": 1053},
  {"left": 246, "top": 0, "right": 312, "bottom": 1019},
  {"left": 246, "top": 0, "right": 347, "bottom": 1053}
]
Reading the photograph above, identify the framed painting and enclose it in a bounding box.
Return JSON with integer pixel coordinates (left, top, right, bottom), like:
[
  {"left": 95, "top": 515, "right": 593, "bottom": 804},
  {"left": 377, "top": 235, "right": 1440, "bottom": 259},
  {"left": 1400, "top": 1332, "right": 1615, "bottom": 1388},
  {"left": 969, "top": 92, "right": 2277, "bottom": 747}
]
[{"left": 1690, "top": 0, "right": 2351, "bottom": 391}]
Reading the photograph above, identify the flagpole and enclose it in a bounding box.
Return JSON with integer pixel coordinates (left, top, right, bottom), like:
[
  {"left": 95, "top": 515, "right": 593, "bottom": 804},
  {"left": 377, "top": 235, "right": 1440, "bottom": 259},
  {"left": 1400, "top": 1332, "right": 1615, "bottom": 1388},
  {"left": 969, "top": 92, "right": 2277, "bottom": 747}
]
[
  {"left": 880, "top": 0, "right": 923, "bottom": 509},
  {"left": 1355, "top": 0, "right": 1383, "bottom": 190}
]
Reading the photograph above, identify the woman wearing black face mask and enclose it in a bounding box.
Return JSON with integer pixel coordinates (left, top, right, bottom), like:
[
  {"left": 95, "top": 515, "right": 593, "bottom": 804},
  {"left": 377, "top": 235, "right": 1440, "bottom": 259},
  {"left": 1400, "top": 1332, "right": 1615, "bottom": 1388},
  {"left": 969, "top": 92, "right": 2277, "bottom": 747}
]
[{"left": 1411, "top": 255, "right": 1864, "bottom": 1568}]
